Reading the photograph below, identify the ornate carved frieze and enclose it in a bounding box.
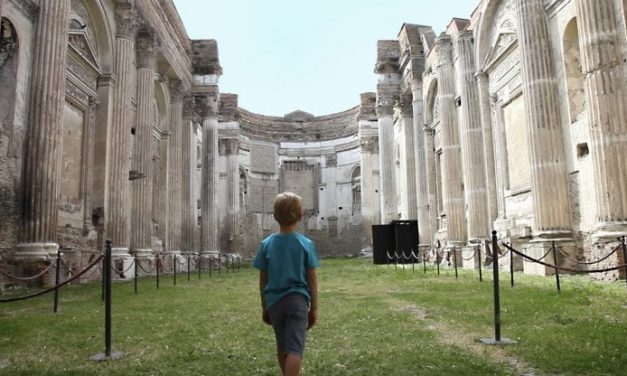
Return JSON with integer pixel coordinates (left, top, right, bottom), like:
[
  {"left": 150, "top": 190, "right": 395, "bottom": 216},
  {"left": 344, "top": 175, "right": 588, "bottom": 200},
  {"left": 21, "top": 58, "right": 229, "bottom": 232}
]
[{"left": 65, "top": 80, "right": 90, "bottom": 104}]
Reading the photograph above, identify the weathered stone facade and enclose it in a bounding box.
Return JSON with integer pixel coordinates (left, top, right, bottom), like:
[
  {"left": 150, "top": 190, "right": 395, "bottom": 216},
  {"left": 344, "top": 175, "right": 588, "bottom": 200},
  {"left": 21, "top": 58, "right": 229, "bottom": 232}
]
[{"left": 1, "top": 0, "right": 627, "bottom": 284}]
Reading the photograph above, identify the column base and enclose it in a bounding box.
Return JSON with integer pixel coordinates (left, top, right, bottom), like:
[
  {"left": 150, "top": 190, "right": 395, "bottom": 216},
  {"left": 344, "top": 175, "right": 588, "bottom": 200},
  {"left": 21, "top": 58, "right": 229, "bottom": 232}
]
[
  {"left": 523, "top": 235, "right": 576, "bottom": 276},
  {"left": 461, "top": 244, "right": 480, "bottom": 270},
  {"left": 132, "top": 248, "right": 154, "bottom": 260},
  {"left": 13, "top": 242, "right": 59, "bottom": 262},
  {"left": 591, "top": 221, "right": 627, "bottom": 244}
]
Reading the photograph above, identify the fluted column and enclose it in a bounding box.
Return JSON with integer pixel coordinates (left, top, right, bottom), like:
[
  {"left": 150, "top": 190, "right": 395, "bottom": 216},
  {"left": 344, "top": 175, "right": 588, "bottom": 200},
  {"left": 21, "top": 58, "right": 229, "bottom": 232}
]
[
  {"left": 359, "top": 131, "right": 378, "bottom": 245},
  {"left": 476, "top": 71, "right": 498, "bottom": 226},
  {"left": 82, "top": 98, "right": 98, "bottom": 230},
  {"left": 576, "top": 0, "right": 627, "bottom": 239},
  {"left": 17, "top": 0, "right": 70, "bottom": 260},
  {"left": 224, "top": 138, "right": 240, "bottom": 253},
  {"left": 424, "top": 127, "right": 438, "bottom": 240},
  {"left": 181, "top": 96, "right": 195, "bottom": 252},
  {"left": 106, "top": 2, "right": 137, "bottom": 256},
  {"left": 399, "top": 95, "right": 417, "bottom": 220},
  {"left": 411, "top": 81, "right": 432, "bottom": 247},
  {"left": 196, "top": 88, "right": 219, "bottom": 254},
  {"left": 130, "top": 35, "right": 155, "bottom": 257},
  {"left": 436, "top": 35, "right": 466, "bottom": 245},
  {"left": 167, "top": 80, "right": 184, "bottom": 254},
  {"left": 516, "top": 0, "right": 571, "bottom": 237},
  {"left": 455, "top": 31, "right": 489, "bottom": 242}
]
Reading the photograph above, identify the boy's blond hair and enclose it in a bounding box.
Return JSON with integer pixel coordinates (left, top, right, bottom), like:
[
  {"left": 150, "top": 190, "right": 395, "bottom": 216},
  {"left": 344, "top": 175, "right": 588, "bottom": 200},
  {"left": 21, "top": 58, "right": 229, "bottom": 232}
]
[{"left": 273, "top": 192, "right": 304, "bottom": 226}]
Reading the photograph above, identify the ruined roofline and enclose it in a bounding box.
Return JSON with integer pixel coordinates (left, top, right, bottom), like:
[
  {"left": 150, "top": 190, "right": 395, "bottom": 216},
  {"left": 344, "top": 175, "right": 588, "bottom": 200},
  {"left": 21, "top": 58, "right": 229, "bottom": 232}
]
[{"left": 238, "top": 105, "right": 361, "bottom": 123}]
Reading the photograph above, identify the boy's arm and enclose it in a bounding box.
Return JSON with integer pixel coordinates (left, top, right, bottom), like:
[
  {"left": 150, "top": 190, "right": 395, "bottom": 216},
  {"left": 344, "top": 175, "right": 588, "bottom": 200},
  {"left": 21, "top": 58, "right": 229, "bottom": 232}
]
[
  {"left": 259, "top": 271, "right": 271, "bottom": 325},
  {"left": 307, "top": 268, "right": 318, "bottom": 330}
]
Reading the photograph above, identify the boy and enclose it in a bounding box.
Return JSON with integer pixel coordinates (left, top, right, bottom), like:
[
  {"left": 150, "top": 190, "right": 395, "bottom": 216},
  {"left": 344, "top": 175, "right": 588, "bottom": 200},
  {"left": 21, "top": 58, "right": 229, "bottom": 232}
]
[{"left": 253, "top": 192, "right": 319, "bottom": 376}]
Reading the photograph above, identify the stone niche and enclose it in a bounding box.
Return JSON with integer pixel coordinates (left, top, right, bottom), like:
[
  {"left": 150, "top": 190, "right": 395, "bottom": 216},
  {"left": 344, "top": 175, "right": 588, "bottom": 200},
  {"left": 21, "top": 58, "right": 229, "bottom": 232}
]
[{"left": 279, "top": 160, "right": 320, "bottom": 215}]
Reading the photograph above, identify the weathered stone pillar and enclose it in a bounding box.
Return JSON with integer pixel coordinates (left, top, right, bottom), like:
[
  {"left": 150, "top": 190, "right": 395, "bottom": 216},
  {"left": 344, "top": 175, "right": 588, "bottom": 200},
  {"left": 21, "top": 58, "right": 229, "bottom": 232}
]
[
  {"left": 167, "top": 80, "right": 184, "bottom": 254},
  {"left": 83, "top": 98, "right": 98, "bottom": 230},
  {"left": 398, "top": 95, "right": 417, "bottom": 220},
  {"left": 224, "top": 138, "right": 240, "bottom": 253},
  {"left": 576, "top": 0, "right": 627, "bottom": 239},
  {"left": 436, "top": 35, "right": 466, "bottom": 246},
  {"left": 17, "top": 0, "right": 70, "bottom": 260},
  {"left": 375, "top": 40, "right": 401, "bottom": 224},
  {"left": 455, "top": 31, "right": 489, "bottom": 242},
  {"left": 196, "top": 88, "right": 220, "bottom": 254},
  {"left": 516, "top": 0, "right": 572, "bottom": 238},
  {"left": 181, "top": 96, "right": 195, "bottom": 253},
  {"left": 357, "top": 92, "right": 379, "bottom": 247},
  {"left": 411, "top": 81, "right": 432, "bottom": 248},
  {"left": 130, "top": 35, "right": 155, "bottom": 258},
  {"left": 475, "top": 70, "right": 498, "bottom": 226},
  {"left": 106, "top": 1, "right": 136, "bottom": 257},
  {"left": 424, "top": 126, "right": 438, "bottom": 243}
]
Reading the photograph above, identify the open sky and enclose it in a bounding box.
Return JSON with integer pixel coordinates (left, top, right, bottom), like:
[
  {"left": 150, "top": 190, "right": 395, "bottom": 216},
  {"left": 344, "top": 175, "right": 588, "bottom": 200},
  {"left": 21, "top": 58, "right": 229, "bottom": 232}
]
[{"left": 173, "top": 0, "right": 479, "bottom": 117}]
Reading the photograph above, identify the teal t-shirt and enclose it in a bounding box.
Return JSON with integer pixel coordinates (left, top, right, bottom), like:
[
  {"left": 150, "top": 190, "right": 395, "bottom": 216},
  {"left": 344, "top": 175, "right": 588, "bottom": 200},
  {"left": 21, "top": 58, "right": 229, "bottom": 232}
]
[{"left": 253, "top": 232, "right": 320, "bottom": 310}]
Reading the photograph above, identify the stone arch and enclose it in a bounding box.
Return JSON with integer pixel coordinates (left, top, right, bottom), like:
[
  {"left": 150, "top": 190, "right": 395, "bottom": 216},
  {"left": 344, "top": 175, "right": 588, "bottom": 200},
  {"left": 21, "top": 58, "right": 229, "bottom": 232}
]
[
  {"left": 0, "top": 17, "right": 20, "bottom": 250},
  {"left": 73, "top": 0, "right": 114, "bottom": 72},
  {"left": 475, "top": 0, "right": 517, "bottom": 70},
  {"left": 425, "top": 78, "right": 439, "bottom": 126},
  {"left": 562, "top": 17, "right": 585, "bottom": 124}
]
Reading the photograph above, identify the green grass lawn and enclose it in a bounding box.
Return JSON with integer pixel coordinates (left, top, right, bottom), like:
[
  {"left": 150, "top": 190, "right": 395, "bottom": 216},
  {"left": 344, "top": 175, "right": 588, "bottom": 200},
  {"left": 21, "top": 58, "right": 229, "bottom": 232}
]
[{"left": 1, "top": 258, "right": 626, "bottom": 375}]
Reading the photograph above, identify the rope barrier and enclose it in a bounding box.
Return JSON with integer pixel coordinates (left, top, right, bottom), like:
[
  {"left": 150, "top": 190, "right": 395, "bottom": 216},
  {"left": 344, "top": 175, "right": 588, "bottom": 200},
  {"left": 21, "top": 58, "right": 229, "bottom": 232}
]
[
  {"left": 136, "top": 258, "right": 153, "bottom": 274},
  {"left": 462, "top": 248, "right": 478, "bottom": 261},
  {"left": 0, "top": 262, "right": 54, "bottom": 282},
  {"left": 111, "top": 260, "right": 135, "bottom": 276},
  {"left": 0, "top": 254, "right": 104, "bottom": 303},
  {"left": 502, "top": 243, "right": 627, "bottom": 274},
  {"left": 557, "top": 244, "right": 621, "bottom": 266}
]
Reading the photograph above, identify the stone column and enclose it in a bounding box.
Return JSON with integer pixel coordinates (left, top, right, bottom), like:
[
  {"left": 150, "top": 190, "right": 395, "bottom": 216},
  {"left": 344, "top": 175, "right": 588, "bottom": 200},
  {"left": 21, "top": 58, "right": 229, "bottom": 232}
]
[
  {"left": 181, "top": 96, "right": 195, "bottom": 253},
  {"left": 455, "top": 31, "right": 489, "bottom": 242},
  {"left": 224, "top": 138, "right": 240, "bottom": 253},
  {"left": 411, "top": 81, "right": 432, "bottom": 248},
  {"left": 167, "top": 80, "right": 184, "bottom": 254},
  {"left": 82, "top": 98, "right": 98, "bottom": 230},
  {"left": 436, "top": 35, "right": 466, "bottom": 246},
  {"left": 576, "top": 0, "right": 627, "bottom": 239},
  {"left": 475, "top": 70, "right": 498, "bottom": 226},
  {"left": 516, "top": 0, "right": 572, "bottom": 238},
  {"left": 196, "top": 88, "right": 219, "bottom": 254},
  {"left": 106, "top": 1, "right": 136, "bottom": 257},
  {"left": 17, "top": 0, "right": 70, "bottom": 260},
  {"left": 424, "top": 126, "right": 438, "bottom": 242},
  {"left": 375, "top": 41, "right": 401, "bottom": 224},
  {"left": 130, "top": 35, "right": 155, "bottom": 258},
  {"left": 398, "top": 94, "right": 417, "bottom": 220}
]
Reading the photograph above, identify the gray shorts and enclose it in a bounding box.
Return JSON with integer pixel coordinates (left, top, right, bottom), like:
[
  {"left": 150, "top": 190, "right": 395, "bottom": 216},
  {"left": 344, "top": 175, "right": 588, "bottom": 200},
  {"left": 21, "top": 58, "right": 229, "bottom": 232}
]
[{"left": 268, "top": 293, "right": 309, "bottom": 356}]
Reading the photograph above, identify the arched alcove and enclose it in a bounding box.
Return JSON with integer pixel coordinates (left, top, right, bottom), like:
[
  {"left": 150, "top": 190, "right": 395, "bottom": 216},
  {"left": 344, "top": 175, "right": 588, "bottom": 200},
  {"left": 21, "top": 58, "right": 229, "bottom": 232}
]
[{"left": 562, "top": 17, "right": 585, "bottom": 124}]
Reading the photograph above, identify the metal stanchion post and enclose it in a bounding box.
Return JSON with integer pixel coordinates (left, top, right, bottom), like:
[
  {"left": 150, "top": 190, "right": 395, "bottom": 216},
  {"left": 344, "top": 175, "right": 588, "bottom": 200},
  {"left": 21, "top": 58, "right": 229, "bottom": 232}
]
[
  {"left": 173, "top": 254, "right": 177, "bottom": 286},
  {"left": 156, "top": 254, "right": 160, "bottom": 289},
  {"left": 134, "top": 254, "right": 138, "bottom": 295},
  {"left": 90, "top": 240, "right": 123, "bottom": 361},
  {"left": 621, "top": 236, "right": 627, "bottom": 290},
  {"left": 509, "top": 247, "right": 514, "bottom": 288},
  {"left": 480, "top": 231, "right": 514, "bottom": 345},
  {"left": 423, "top": 249, "right": 427, "bottom": 274},
  {"left": 453, "top": 247, "right": 458, "bottom": 280},
  {"left": 552, "top": 241, "right": 561, "bottom": 294},
  {"left": 436, "top": 251, "right": 440, "bottom": 275},
  {"left": 53, "top": 251, "right": 61, "bottom": 313},
  {"left": 198, "top": 254, "right": 201, "bottom": 279},
  {"left": 187, "top": 253, "right": 191, "bottom": 281}
]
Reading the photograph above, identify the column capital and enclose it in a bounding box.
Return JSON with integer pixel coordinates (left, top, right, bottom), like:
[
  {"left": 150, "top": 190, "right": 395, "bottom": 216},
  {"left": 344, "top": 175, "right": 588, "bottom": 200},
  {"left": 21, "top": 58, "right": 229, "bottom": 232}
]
[
  {"left": 376, "top": 96, "right": 396, "bottom": 117},
  {"left": 436, "top": 35, "right": 454, "bottom": 67},
  {"left": 136, "top": 36, "right": 157, "bottom": 70},
  {"left": 222, "top": 138, "right": 240, "bottom": 156},
  {"left": 169, "top": 79, "right": 185, "bottom": 103},
  {"left": 115, "top": 1, "right": 138, "bottom": 40},
  {"left": 360, "top": 136, "right": 379, "bottom": 153},
  {"left": 194, "top": 91, "right": 219, "bottom": 118},
  {"left": 183, "top": 95, "right": 195, "bottom": 120},
  {"left": 398, "top": 94, "right": 413, "bottom": 117}
]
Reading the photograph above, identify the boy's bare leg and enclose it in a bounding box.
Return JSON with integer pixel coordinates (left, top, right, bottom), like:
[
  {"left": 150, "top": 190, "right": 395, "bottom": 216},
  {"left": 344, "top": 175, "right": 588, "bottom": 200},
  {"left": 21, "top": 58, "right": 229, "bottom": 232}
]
[
  {"left": 284, "top": 353, "right": 302, "bottom": 376},
  {"left": 277, "top": 350, "right": 286, "bottom": 375}
]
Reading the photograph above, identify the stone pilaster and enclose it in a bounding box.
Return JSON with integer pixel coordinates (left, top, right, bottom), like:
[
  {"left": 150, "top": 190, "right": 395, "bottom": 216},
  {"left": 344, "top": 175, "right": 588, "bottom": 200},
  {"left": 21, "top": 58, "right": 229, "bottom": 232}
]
[
  {"left": 181, "top": 95, "right": 195, "bottom": 252},
  {"left": 167, "top": 80, "right": 184, "bottom": 254},
  {"left": 359, "top": 131, "right": 378, "bottom": 246},
  {"left": 455, "top": 32, "right": 489, "bottom": 242},
  {"left": 576, "top": 0, "right": 627, "bottom": 240},
  {"left": 17, "top": 0, "right": 70, "bottom": 260},
  {"left": 106, "top": 1, "right": 137, "bottom": 257},
  {"left": 516, "top": 0, "right": 572, "bottom": 238},
  {"left": 424, "top": 126, "right": 439, "bottom": 242},
  {"left": 375, "top": 40, "right": 401, "bottom": 224},
  {"left": 436, "top": 35, "right": 466, "bottom": 246},
  {"left": 411, "top": 81, "right": 432, "bottom": 248},
  {"left": 475, "top": 71, "right": 498, "bottom": 226},
  {"left": 224, "top": 138, "right": 240, "bottom": 253},
  {"left": 195, "top": 87, "right": 219, "bottom": 254},
  {"left": 398, "top": 94, "right": 417, "bottom": 220},
  {"left": 130, "top": 35, "right": 156, "bottom": 257},
  {"left": 83, "top": 98, "right": 98, "bottom": 230}
]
